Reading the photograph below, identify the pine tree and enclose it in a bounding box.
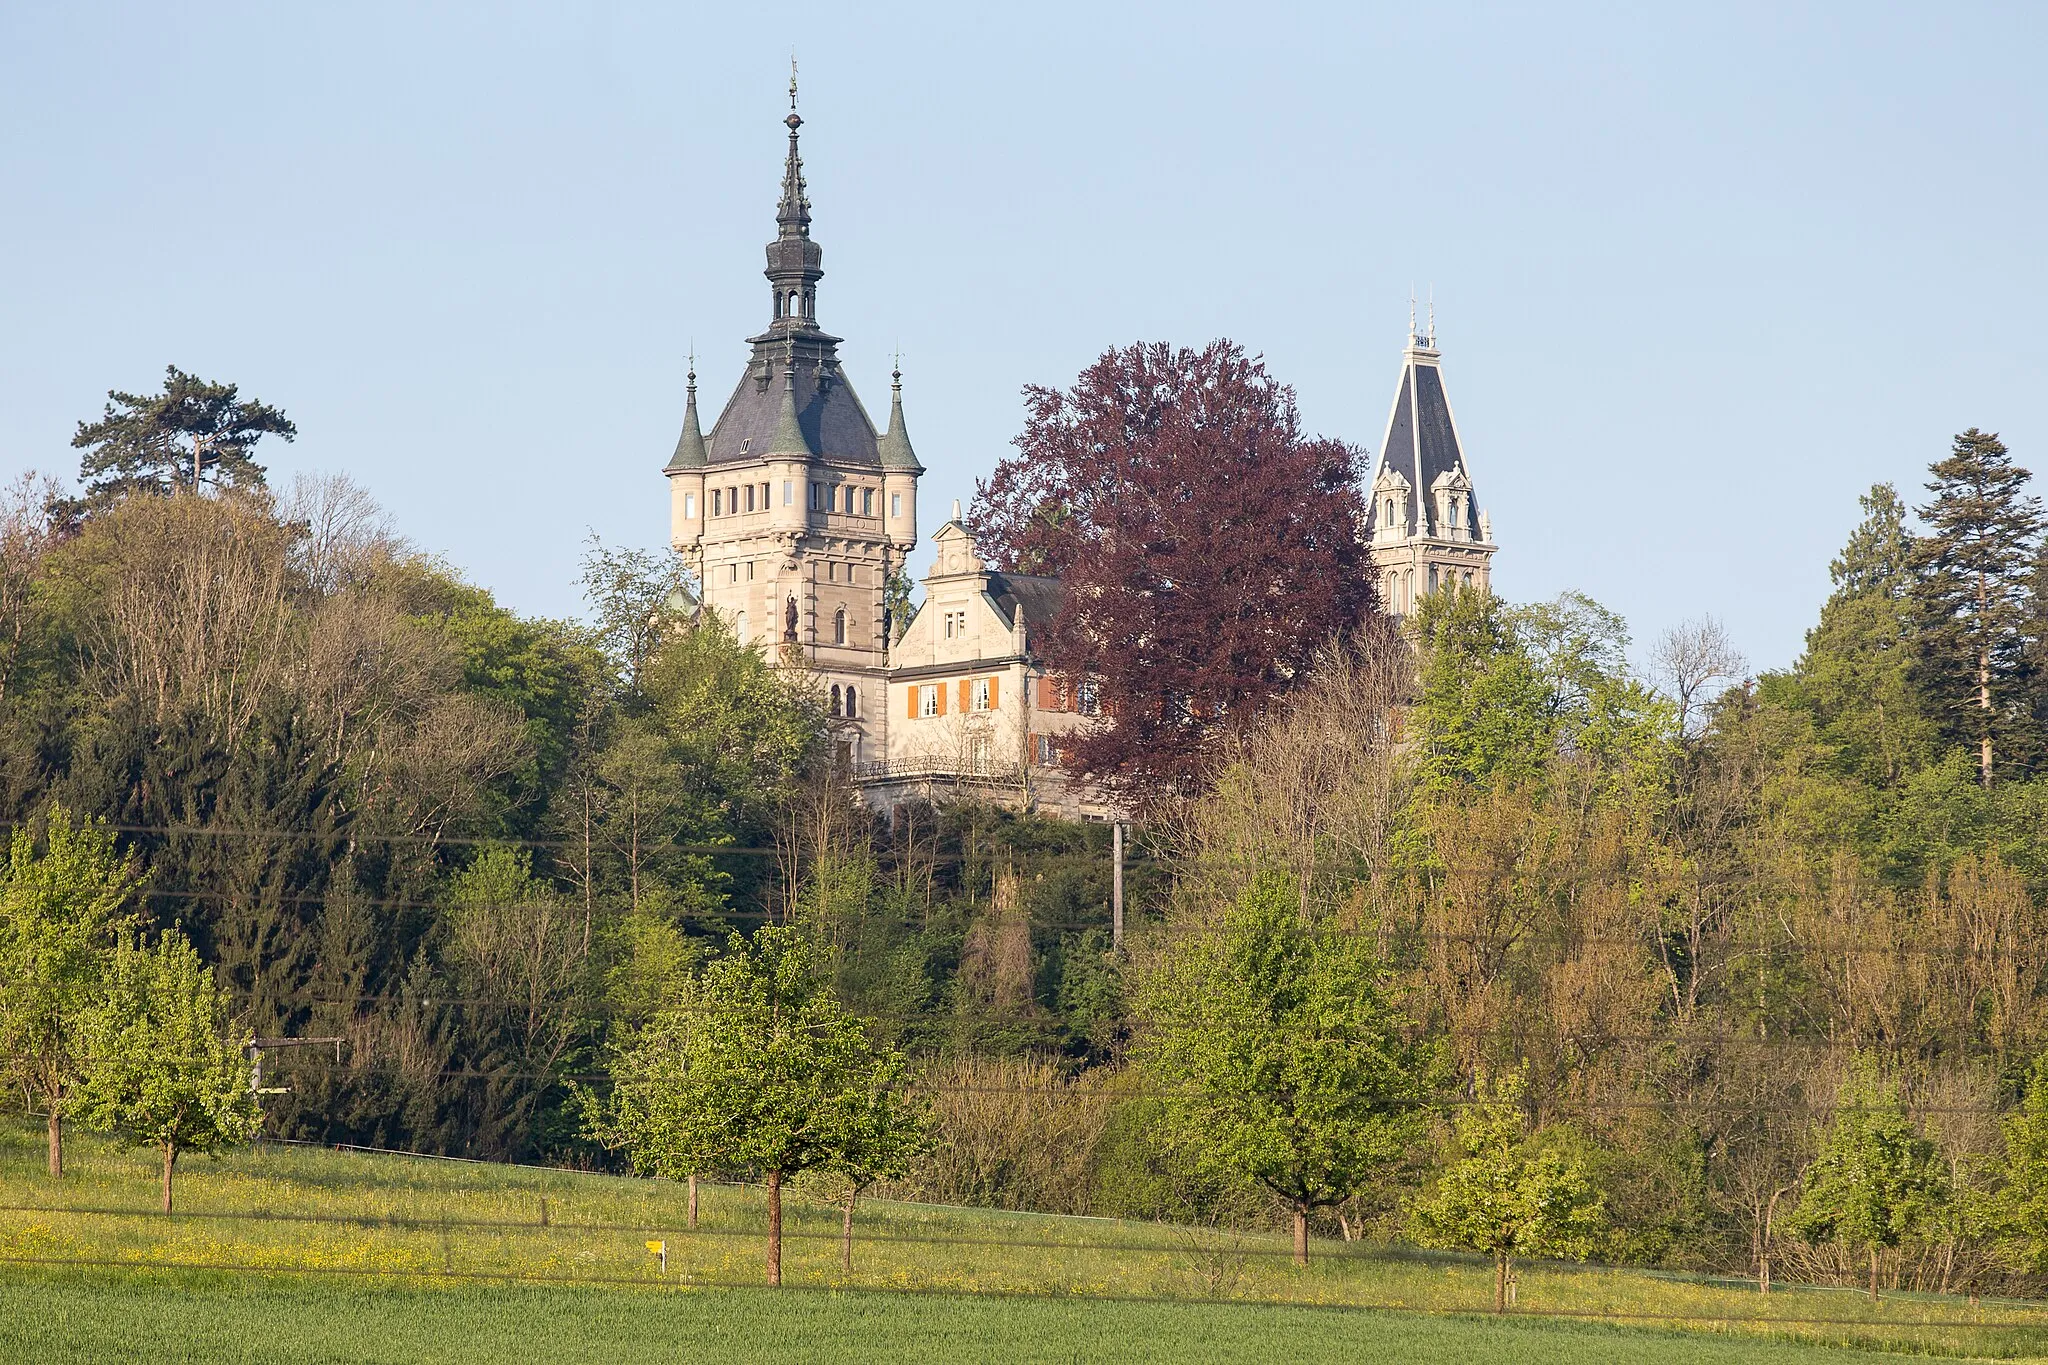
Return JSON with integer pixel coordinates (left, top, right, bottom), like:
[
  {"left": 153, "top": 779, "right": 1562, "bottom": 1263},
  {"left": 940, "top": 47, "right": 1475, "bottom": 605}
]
[
  {"left": 1910, "top": 430, "right": 2041, "bottom": 787},
  {"left": 72, "top": 365, "right": 295, "bottom": 503},
  {"left": 1796, "top": 484, "right": 1937, "bottom": 786}
]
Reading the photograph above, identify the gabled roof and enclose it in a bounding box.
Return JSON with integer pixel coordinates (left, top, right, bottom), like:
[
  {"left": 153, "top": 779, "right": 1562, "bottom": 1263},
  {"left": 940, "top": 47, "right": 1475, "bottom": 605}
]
[
  {"left": 987, "top": 573, "right": 1062, "bottom": 631},
  {"left": 1365, "top": 331, "right": 1481, "bottom": 540}
]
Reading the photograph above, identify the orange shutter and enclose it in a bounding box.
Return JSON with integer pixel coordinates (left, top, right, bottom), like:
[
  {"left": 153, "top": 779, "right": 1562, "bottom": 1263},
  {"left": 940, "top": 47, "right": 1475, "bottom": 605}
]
[
  {"left": 987, "top": 676, "right": 999, "bottom": 710},
  {"left": 935, "top": 682, "right": 947, "bottom": 717},
  {"left": 907, "top": 686, "right": 917, "bottom": 719},
  {"left": 959, "top": 679, "right": 970, "bottom": 712},
  {"left": 1037, "top": 676, "right": 1055, "bottom": 709}
]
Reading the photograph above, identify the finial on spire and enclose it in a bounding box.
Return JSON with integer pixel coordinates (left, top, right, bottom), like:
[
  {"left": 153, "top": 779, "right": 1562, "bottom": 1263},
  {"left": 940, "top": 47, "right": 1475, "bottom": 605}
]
[
  {"left": 1427, "top": 288, "right": 1436, "bottom": 347},
  {"left": 789, "top": 53, "right": 798, "bottom": 112},
  {"left": 686, "top": 342, "right": 696, "bottom": 390},
  {"left": 1408, "top": 288, "right": 1418, "bottom": 343},
  {"left": 891, "top": 344, "right": 903, "bottom": 386}
]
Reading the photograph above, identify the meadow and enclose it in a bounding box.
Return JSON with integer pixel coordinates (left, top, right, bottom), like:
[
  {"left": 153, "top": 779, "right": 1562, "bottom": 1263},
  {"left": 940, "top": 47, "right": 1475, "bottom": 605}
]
[{"left": 3, "top": 1120, "right": 2047, "bottom": 1362}]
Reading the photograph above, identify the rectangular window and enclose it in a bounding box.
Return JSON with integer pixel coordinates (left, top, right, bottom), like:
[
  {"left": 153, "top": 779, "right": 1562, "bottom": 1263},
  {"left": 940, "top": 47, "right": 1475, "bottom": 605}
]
[
  {"left": 729, "top": 564, "right": 738, "bottom": 584},
  {"left": 972, "top": 678, "right": 991, "bottom": 711},
  {"left": 783, "top": 480, "right": 793, "bottom": 506},
  {"left": 862, "top": 488, "right": 874, "bottom": 516},
  {"left": 1077, "top": 679, "right": 1100, "bottom": 716},
  {"left": 760, "top": 482, "right": 770, "bottom": 509},
  {"left": 745, "top": 485, "right": 756, "bottom": 513},
  {"left": 842, "top": 485, "right": 855, "bottom": 514},
  {"left": 1036, "top": 734, "right": 1055, "bottom": 766},
  {"left": 891, "top": 492, "right": 902, "bottom": 518},
  {"left": 848, "top": 565, "right": 860, "bottom": 586},
  {"left": 919, "top": 685, "right": 939, "bottom": 718},
  {"left": 746, "top": 561, "right": 755, "bottom": 581},
  {"left": 810, "top": 483, "right": 822, "bottom": 511},
  {"left": 827, "top": 562, "right": 837, "bottom": 583},
  {"left": 684, "top": 492, "right": 697, "bottom": 519},
  {"left": 711, "top": 490, "right": 722, "bottom": 517}
]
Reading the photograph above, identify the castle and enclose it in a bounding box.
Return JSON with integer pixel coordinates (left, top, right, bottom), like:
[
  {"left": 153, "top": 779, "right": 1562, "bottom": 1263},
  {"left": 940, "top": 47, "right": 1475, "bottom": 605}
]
[{"left": 664, "top": 91, "right": 1495, "bottom": 817}]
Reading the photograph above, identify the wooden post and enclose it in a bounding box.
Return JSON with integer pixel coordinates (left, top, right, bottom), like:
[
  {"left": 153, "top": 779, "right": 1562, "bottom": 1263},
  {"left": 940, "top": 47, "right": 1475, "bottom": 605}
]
[{"left": 1111, "top": 821, "right": 1125, "bottom": 951}]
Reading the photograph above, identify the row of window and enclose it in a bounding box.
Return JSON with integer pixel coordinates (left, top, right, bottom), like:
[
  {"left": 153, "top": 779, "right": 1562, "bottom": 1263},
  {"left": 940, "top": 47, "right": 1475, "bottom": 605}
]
[
  {"left": 683, "top": 483, "right": 905, "bottom": 521},
  {"left": 1383, "top": 564, "right": 1478, "bottom": 613},
  {"left": 719, "top": 562, "right": 862, "bottom": 588},
  {"left": 829, "top": 683, "right": 860, "bottom": 718},
  {"left": 1034, "top": 675, "right": 1100, "bottom": 716},
  {"left": 910, "top": 676, "right": 1001, "bottom": 719}
]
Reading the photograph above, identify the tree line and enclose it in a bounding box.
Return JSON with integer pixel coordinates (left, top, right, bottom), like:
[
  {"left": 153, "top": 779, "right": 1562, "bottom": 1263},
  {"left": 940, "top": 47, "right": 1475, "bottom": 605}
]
[{"left": 10, "top": 354, "right": 2048, "bottom": 1305}]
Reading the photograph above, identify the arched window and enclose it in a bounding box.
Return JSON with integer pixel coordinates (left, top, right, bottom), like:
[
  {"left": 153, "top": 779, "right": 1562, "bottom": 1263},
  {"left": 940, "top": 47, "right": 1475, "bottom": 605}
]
[
  {"left": 844, "top": 686, "right": 857, "bottom": 718},
  {"left": 830, "top": 684, "right": 841, "bottom": 716},
  {"left": 1403, "top": 569, "right": 1413, "bottom": 613},
  {"left": 834, "top": 608, "right": 846, "bottom": 644},
  {"left": 1428, "top": 564, "right": 1439, "bottom": 595}
]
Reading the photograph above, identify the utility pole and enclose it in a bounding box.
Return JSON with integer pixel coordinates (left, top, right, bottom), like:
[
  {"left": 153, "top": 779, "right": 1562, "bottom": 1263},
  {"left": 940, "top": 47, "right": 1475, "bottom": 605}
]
[{"left": 1111, "top": 821, "right": 1125, "bottom": 951}]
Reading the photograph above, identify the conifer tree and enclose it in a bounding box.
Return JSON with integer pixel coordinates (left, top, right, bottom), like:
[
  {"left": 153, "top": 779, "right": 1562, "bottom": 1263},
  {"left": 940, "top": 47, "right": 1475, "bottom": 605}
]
[
  {"left": 1796, "top": 484, "right": 1937, "bottom": 786},
  {"left": 72, "top": 364, "right": 295, "bottom": 503},
  {"left": 1910, "top": 430, "right": 2041, "bottom": 788}
]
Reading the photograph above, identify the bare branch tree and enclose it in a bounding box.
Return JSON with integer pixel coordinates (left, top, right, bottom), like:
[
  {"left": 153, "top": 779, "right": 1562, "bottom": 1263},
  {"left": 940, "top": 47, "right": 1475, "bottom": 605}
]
[{"left": 1652, "top": 615, "right": 1746, "bottom": 737}]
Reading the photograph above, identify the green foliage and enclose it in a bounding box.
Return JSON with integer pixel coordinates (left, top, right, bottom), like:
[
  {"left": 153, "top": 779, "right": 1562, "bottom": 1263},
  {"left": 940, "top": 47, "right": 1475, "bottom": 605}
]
[
  {"left": 1909, "top": 429, "right": 2042, "bottom": 785},
  {"left": 1785, "top": 1059, "right": 1945, "bottom": 1295},
  {"left": 1410, "top": 1071, "right": 1602, "bottom": 1309},
  {"left": 74, "top": 928, "right": 260, "bottom": 1209},
  {"left": 1135, "top": 871, "right": 1430, "bottom": 1252},
  {"left": 584, "top": 925, "right": 922, "bottom": 1265},
  {"left": 71, "top": 364, "right": 294, "bottom": 502},
  {"left": 0, "top": 807, "right": 140, "bottom": 1170},
  {"left": 578, "top": 534, "right": 696, "bottom": 694},
  {"left": 1990, "top": 1050, "right": 2048, "bottom": 1273}
]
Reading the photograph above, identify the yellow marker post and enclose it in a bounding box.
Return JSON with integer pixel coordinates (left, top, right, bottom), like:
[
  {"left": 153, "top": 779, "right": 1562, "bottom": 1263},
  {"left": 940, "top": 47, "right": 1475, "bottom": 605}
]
[{"left": 646, "top": 1239, "right": 667, "bottom": 1274}]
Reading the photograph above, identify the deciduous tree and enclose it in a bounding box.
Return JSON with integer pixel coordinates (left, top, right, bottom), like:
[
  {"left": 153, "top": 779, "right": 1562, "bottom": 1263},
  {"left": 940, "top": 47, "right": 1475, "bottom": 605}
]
[
  {"left": 1410, "top": 1070, "right": 1603, "bottom": 1312},
  {"left": 1135, "top": 871, "right": 1429, "bottom": 1265},
  {"left": 584, "top": 925, "right": 911, "bottom": 1285},
  {"left": 1786, "top": 1057, "right": 1946, "bottom": 1301},
  {"left": 0, "top": 808, "right": 140, "bottom": 1175},
  {"left": 75, "top": 928, "right": 261, "bottom": 1212},
  {"left": 969, "top": 340, "right": 1376, "bottom": 805}
]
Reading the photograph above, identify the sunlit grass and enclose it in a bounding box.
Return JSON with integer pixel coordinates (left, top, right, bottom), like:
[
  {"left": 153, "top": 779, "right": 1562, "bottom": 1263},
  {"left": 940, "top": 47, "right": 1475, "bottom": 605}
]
[{"left": 2, "top": 1119, "right": 2046, "bottom": 1360}]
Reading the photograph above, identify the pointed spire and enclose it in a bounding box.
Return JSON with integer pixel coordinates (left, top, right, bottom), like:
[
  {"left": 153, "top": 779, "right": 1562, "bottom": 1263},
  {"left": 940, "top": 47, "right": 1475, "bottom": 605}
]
[
  {"left": 877, "top": 355, "right": 922, "bottom": 471},
  {"left": 664, "top": 354, "right": 707, "bottom": 471},
  {"left": 767, "top": 345, "right": 812, "bottom": 457},
  {"left": 776, "top": 59, "right": 810, "bottom": 239}
]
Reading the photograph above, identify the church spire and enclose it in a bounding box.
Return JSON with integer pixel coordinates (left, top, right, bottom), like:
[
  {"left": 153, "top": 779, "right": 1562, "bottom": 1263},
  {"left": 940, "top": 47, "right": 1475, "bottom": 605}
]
[{"left": 764, "top": 63, "right": 824, "bottom": 331}]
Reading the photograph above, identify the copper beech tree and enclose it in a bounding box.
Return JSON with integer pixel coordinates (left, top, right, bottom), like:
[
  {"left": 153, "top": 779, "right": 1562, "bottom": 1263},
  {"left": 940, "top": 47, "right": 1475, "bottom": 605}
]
[{"left": 970, "top": 340, "right": 1378, "bottom": 805}]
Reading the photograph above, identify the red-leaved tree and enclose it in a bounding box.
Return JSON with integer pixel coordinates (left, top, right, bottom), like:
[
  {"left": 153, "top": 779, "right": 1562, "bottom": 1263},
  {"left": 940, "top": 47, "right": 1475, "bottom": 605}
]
[{"left": 969, "top": 340, "right": 1379, "bottom": 805}]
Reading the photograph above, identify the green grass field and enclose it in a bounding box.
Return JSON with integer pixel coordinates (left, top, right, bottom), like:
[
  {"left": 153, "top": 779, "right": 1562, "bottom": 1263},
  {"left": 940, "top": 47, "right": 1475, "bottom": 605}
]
[{"left": 3, "top": 1120, "right": 2046, "bottom": 1362}]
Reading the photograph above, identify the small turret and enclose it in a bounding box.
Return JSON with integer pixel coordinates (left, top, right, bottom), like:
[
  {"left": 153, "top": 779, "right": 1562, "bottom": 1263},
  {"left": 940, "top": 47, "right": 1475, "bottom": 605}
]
[
  {"left": 663, "top": 363, "right": 708, "bottom": 472},
  {"left": 877, "top": 363, "right": 922, "bottom": 472},
  {"left": 767, "top": 348, "right": 813, "bottom": 457}
]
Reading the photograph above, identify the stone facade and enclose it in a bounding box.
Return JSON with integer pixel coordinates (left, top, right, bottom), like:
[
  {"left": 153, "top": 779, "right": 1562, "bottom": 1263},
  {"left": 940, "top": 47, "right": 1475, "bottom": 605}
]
[
  {"left": 1363, "top": 320, "right": 1498, "bottom": 614},
  {"left": 666, "top": 95, "right": 1495, "bottom": 820}
]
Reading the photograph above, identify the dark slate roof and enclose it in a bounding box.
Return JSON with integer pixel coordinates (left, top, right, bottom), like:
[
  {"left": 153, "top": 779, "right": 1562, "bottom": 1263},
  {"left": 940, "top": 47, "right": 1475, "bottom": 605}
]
[
  {"left": 706, "top": 346, "right": 881, "bottom": 466},
  {"left": 1366, "top": 341, "right": 1480, "bottom": 539},
  {"left": 987, "top": 573, "right": 1063, "bottom": 631}
]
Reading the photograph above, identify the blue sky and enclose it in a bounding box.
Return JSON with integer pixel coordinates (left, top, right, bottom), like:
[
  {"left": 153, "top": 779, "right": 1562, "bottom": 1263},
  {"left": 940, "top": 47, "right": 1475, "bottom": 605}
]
[{"left": 2, "top": 3, "right": 2042, "bottom": 671}]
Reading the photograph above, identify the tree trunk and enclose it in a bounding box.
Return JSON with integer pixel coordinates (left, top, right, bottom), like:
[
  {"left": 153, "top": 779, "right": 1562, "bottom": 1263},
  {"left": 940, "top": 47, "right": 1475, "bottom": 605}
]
[
  {"left": 1759, "top": 1250, "right": 1770, "bottom": 1296},
  {"left": 766, "top": 1170, "right": 783, "bottom": 1287},
  {"left": 1980, "top": 636, "right": 1993, "bottom": 789},
  {"left": 688, "top": 1173, "right": 699, "bottom": 1230},
  {"left": 841, "top": 1190, "right": 857, "bottom": 1275},
  {"left": 46, "top": 1105, "right": 61, "bottom": 1179},
  {"left": 1291, "top": 1205, "right": 1308, "bottom": 1267},
  {"left": 161, "top": 1142, "right": 176, "bottom": 1214},
  {"left": 1495, "top": 1252, "right": 1509, "bottom": 1314},
  {"left": 1869, "top": 1244, "right": 1880, "bottom": 1303}
]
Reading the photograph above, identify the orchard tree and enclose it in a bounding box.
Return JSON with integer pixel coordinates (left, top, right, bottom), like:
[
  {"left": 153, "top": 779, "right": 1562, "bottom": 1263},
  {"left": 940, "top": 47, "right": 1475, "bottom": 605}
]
[
  {"left": 969, "top": 340, "right": 1376, "bottom": 805},
  {"left": 584, "top": 925, "right": 914, "bottom": 1286},
  {"left": 72, "top": 365, "right": 295, "bottom": 503},
  {"left": 0, "top": 808, "right": 140, "bottom": 1176},
  {"left": 1410, "top": 1070, "right": 1603, "bottom": 1313},
  {"left": 824, "top": 1062, "right": 931, "bottom": 1274},
  {"left": 75, "top": 929, "right": 261, "bottom": 1213},
  {"left": 1135, "top": 871, "right": 1430, "bottom": 1266},
  {"left": 1910, "top": 429, "right": 2041, "bottom": 787},
  {"left": 1786, "top": 1058, "right": 1946, "bottom": 1302}
]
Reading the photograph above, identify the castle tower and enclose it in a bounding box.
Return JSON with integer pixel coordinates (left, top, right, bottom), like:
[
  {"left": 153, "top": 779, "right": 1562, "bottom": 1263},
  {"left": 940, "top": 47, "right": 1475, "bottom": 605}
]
[
  {"left": 1363, "top": 314, "right": 1496, "bottom": 614},
  {"left": 664, "top": 75, "right": 921, "bottom": 765}
]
